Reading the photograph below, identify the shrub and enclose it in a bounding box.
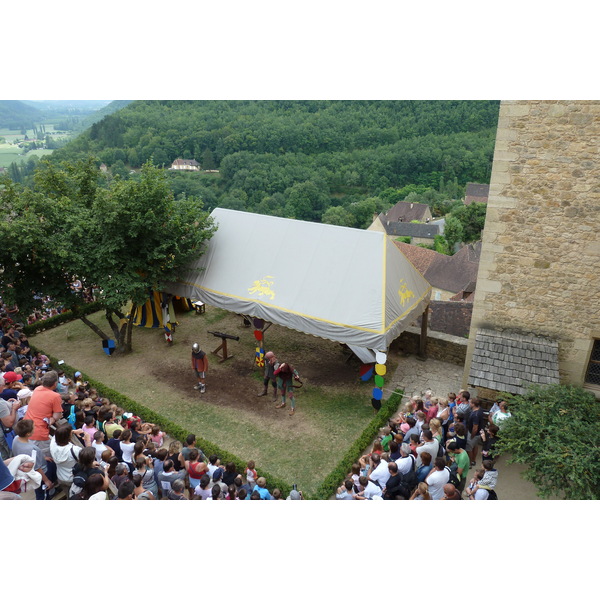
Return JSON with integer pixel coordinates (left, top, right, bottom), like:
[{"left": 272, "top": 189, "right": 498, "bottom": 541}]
[{"left": 495, "top": 384, "right": 600, "bottom": 500}]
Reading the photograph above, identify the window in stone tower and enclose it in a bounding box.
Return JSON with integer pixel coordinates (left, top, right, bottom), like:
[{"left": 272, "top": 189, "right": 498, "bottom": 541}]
[{"left": 585, "top": 339, "right": 600, "bottom": 386}]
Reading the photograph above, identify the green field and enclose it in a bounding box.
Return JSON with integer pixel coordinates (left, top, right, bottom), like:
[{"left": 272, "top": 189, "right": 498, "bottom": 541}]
[{"left": 0, "top": 144, "right": 54, "bottom": 168}]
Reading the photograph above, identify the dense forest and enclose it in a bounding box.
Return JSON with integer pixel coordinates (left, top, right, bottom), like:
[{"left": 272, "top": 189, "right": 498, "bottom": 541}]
[{"left": 46, "top": 100, "right": 499, "bottom": 229}]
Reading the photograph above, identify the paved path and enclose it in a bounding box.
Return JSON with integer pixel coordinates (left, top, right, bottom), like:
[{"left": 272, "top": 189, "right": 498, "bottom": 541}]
[{"left": 385, "top": 352, "right": 549, "bottom": 500}]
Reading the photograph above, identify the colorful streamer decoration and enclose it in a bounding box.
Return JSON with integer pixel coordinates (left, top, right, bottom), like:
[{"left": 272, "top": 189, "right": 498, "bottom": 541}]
[{"left": 371, "top": 351, "right": 387, "bottom": 412}]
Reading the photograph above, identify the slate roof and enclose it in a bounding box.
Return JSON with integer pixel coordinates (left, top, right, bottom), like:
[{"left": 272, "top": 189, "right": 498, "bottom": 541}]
[
  {"left": 384, "top": 221, "right": 439, "bottom": 238},
  {"left": 464, "top": 183, "right": 490, "bottom": 205},
  {"left": 468, "top": 328, "right": 560, "bottom": 395},
  {"left": 383, "top": 201, "right": 431, "bottom": 223}
]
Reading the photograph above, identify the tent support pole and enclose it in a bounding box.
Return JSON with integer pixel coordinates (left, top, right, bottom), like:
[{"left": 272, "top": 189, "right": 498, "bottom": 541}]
[{"left": 418, "top": 304, "right": 429, "bottom": 361}]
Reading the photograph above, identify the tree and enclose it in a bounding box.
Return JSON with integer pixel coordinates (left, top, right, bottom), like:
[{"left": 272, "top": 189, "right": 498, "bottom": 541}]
[
  {"left": 202, "top": 147, "right": 216, "bottom": 170},
  {"left": 443, "top": 215, "right": 463, "bottom": 254},
  {"left": 1, "top": 159, "right": 215, "bottom": 354},
  {"left": 495, "top": 385, "right": 600, "bottom": 500},
  {"left": 321, "top": 206, "right": 356, "bottom": 227},
  {"left": 450, "top": 202, "right": 487, "bottom": 242}
]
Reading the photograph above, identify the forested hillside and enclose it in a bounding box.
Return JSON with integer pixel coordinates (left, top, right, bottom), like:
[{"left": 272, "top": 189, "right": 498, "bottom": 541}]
[
  {"left": 0, "top": 100, "right": 43, "bottom": 129},
  {"left": 50, "top": 100, "right": 500, "bottom": 224}
]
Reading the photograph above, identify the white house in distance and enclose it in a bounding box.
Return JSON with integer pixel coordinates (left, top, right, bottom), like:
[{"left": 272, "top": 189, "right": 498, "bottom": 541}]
[{"left": 169, "top": 158, "right": 201, "bottom": 171}]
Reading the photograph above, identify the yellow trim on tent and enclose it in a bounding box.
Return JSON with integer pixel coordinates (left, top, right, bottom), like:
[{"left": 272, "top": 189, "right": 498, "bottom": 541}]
[{"left": 178, "top": 280, "right": 429, "bottom": 335}]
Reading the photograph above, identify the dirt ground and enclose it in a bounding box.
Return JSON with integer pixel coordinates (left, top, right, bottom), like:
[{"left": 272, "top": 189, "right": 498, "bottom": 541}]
[{"left": 161, "top": 314, "right": 364, "bottom": 414}]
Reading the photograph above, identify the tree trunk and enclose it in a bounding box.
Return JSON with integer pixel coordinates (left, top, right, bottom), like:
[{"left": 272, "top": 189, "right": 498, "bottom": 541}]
[
  {"left": 106, "top": 309, "right": 132, "bottom": 355},
  {"left": 79, "top": 314, "right": 110, "bottom": 341},
  {"left": 125, "top": 303, "right": 136, "bottom": 352}
]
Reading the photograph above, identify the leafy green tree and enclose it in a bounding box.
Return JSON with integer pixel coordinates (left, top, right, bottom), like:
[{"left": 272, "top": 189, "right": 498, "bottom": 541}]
[
  {"left": 450, "top": 202, "right": 487, "bottom": 242},
  {"left": 284, "top": 180, "right": 330, "bottom": 221},
  {"left": 220, "top": 188, "right": 248, "bottom": 211},
  {"left": 347, "top": 197, "right": 390, "bottom": 229},
  {"left": 202, "top": 147, "right": 216, "bottom": 170},
  {"left": 1, "top": 159, "right": 215, "bottom": 354},
  {"left": 433, "top": 234, "right": 450, "bottom": 255},
  {"left": 495, "top": 385, "right": 600, "bottom": 500},
  {"left": 321, "top": 206, "right": 356, "bottom": 227},
  {"left": 443, "top": 215, "right": 463, "bottom": 253}
]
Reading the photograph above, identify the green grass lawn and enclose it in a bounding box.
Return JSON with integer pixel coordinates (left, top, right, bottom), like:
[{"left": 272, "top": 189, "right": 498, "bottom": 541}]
[{"left": 31, "top": 308, "right": 392, "bottom": 497}]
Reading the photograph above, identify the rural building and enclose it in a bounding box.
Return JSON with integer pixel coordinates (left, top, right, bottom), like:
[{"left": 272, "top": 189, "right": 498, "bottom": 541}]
[
  {"left": 369, "top": 201, "right": 436, "bottom": 243},
  {"left": 463, "top": 100, "right": 600, "bottom": 399},
  {"left": 169, "top": 158, "right": 201, "bottom": 171},
  {"left": 382, "top": 200, "right": 433, "bottom": 223}
]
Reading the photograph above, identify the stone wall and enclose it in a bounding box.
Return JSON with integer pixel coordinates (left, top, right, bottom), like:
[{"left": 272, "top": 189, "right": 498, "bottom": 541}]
[
  {"left": 392, "top": 325, "right": 468, "bottom": 366},
  {"left": 463, "top": 101, "right": 600, "bottom": 394}
]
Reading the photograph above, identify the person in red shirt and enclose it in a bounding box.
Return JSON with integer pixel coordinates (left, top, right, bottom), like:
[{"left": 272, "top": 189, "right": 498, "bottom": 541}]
[{"left": 24, "top": 370, "right": 63, "bottom": 458}]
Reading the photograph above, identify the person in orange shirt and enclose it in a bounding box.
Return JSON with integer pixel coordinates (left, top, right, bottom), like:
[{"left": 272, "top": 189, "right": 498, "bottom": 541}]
[{"left": 24, "top": 370, "right": 63, "bottom": 459}]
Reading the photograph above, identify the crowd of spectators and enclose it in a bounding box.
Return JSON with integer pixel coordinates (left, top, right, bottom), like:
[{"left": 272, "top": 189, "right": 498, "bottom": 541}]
[
  {"left": 0, "top": 301, "right": 511, "bottom": 501},
  {"left": 0, "top": 316, "right": 302, "bottom": 501},
  {"left": 336, "top": 389, "right": 510, "bottom": 500}
]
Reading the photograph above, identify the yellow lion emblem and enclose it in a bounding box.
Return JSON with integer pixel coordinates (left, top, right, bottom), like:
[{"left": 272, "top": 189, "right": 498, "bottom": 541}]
[
  {"left": 248, "top": 276, "right": 275, "bottom": 300},
  {"left": 398, "top": 279, "right": 415, "bottom": 306}
]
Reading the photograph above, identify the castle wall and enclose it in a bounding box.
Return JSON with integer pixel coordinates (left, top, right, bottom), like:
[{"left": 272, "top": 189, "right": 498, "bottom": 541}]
[{"left": 463, "top": 101, "right": 600, "bottom": 395}]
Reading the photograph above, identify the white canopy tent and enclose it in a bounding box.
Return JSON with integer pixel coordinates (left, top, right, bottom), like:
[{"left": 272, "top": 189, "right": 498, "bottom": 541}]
[{"left": 163, "top": 208, "right": 431, "bottom": 356}]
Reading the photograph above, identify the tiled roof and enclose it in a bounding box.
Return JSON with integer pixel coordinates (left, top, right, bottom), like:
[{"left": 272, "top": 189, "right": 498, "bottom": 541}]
[
  {"left": 384, "top": 221, "right": 439, "bottom": 238},
  {"left": 420, "top": 241, "right": 481, "bottom": 293},
  {"left": 464, "top": 183, "right": 490, "bottom": 205},
  {"left": 465, "top": 183, "right": 490, "bottom": 197},
  {"left": 383, "top": 201, "right": 431, "bottom": 223},
  {"left": 172, "top": 158, "right": 200, "bottom": 166},
  {"left": 392, "top": 241, "right": 439, "bottom": 275},
  {"left": 468, "top": 328, "right": 560, "bottom": 395}
]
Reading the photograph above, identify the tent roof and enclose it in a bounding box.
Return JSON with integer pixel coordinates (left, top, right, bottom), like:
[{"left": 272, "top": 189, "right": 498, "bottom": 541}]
[{"left": 164, "top": 208, "right": 431, "bottom": 352}]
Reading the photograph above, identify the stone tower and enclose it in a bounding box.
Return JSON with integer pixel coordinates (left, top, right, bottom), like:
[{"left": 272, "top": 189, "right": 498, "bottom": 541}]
[{"left": 463, "top": 100, "right": 600, "bottom": 398}]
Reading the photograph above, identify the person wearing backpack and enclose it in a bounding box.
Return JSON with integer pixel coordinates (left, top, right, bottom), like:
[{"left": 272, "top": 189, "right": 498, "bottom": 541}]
[
  {"left": 447, "top": 441, "right": 470, "bottom": 496},
  {"left": 69, "top": 446, "right": 109, "bottom": 499}
]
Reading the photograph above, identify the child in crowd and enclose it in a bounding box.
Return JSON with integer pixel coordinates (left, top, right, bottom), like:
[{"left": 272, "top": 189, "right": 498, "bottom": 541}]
[
  {"left": 82, "top": 415, "right": 98, "bottom": 442},
  {"left": 150, "top": 425, "right": 165, "bottom": 448},
  {"left": 466, "top": 469, "right": 485, "bottom": 499},
  {"left": 466, "top": 460, "right": 498, "bottom": 499},
  {"left": 246, "top": 460, "right": 257, "bottom": 488}
]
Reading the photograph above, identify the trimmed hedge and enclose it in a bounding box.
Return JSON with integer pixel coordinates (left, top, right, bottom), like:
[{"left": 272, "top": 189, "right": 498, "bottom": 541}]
[
  {"left": 313, "top": 388, "right": 404, "bottom": 500},
  {"left": 30, "top": 343, "right": 404, "bottom": 500},
  {"left": 24, "top": 302, "right": 103, "bottom": 335}
]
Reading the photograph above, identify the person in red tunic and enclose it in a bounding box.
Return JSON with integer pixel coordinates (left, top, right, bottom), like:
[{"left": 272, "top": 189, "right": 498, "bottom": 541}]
[{"left": 191, "top": 343, "right": 209, "bottom": 393}]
